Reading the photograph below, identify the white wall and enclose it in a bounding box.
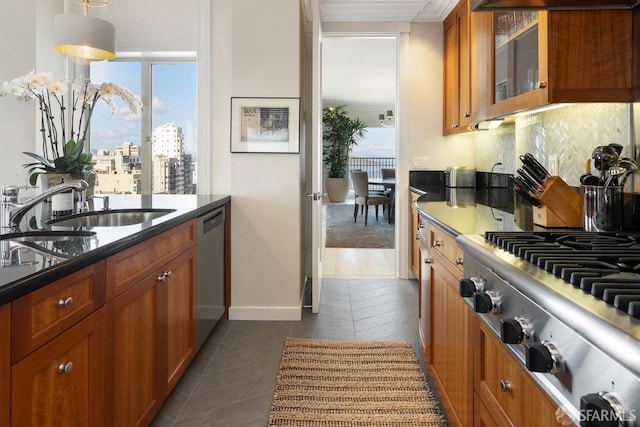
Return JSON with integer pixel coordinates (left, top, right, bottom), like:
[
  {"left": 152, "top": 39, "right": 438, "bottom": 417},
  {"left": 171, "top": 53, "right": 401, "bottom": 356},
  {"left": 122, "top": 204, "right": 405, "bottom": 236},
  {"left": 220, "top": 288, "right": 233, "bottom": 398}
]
[{"left": 211, "top": 0, "right": 304, "bottom": 320}]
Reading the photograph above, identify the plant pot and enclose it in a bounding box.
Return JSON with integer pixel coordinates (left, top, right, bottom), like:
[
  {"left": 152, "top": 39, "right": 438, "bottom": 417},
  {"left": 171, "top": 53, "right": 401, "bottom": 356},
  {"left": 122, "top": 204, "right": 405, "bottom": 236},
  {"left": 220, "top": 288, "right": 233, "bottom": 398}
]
[
  {"left": 41, "top": 173, "right": 73, "bottom": 192},
  {"left": 326, "top": 177, "right": 349, "bottom": 202}
]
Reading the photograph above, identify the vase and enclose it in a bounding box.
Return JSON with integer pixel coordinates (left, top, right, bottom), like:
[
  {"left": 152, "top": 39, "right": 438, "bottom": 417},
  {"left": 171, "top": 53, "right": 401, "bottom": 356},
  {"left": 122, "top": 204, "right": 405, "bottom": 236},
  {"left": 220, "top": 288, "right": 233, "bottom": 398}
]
[{"left": 326, "top": 177, "right": 349, "bottom": 202}]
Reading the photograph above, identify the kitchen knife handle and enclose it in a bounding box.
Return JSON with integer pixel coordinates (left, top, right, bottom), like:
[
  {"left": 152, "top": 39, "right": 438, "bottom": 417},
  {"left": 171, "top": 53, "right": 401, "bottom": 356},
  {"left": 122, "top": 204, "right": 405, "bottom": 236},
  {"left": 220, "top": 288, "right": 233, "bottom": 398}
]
[{"left": 514, "top": 185, "right": 542, "bottom": 207}]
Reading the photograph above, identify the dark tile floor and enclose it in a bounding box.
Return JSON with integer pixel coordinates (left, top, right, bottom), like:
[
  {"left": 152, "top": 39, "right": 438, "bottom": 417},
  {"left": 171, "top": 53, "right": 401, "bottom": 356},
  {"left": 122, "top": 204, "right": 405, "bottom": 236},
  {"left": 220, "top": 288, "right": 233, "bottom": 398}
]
[{"left": 150, "top": 277, "right": 429, "bottom": 427}]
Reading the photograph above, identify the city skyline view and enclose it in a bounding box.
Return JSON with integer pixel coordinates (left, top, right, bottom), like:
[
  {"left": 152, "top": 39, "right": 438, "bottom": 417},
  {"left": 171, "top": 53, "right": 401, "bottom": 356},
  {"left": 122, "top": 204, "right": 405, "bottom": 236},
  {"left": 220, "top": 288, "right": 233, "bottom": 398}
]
[{"left": 89, "top": 61, "right": 198, "bottom": 158}]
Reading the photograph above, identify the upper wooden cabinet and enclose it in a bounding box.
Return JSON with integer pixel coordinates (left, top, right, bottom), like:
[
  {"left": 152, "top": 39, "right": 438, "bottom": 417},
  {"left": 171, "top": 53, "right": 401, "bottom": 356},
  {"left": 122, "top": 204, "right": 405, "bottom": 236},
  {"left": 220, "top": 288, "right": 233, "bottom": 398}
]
[
  {"left": 444, "top": 5, "right": 635, "bottom": 129},
  {"left": 444, "top": 0, "right": 471, "bottom": 135},
  {"left": 487, "top": 9, "right": 633, "bottom": 118}
]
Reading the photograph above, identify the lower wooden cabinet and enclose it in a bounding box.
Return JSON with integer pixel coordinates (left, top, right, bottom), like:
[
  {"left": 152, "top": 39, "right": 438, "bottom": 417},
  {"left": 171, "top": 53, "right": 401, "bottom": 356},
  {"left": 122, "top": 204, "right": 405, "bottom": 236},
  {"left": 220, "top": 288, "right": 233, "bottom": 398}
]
[
  {"left": 474, "top": 322, "right": 559, "bottom": 427},
  {"left": 410, "top": 191, "right": 422, "bottom": 281},
  {"left": 106, "top": 227, "right": 197, "bottom": 427},
  {"left": 0, "top": 304, "right": 11, "bottom": 427},
  {"left": 106, "top": 273, "right": 162, "bottom": 427},
  {"left": 11, "top": 308, "right": 106, "bottom": 427}
]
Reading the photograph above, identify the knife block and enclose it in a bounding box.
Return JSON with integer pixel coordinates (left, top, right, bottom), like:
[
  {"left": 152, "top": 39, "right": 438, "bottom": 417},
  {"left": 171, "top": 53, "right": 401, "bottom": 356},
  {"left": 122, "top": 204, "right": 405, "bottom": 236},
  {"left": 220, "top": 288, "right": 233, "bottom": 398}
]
[{"left": 532, "top": 176, "right": 583, "bottom": 228}]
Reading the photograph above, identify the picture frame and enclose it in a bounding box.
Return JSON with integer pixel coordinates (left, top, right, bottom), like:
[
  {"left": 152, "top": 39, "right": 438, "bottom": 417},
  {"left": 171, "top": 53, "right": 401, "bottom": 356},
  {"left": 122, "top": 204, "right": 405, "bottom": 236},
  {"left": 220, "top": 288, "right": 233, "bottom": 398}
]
[{"left": 230, "top": 97, "right": 300, "bottom": 153}]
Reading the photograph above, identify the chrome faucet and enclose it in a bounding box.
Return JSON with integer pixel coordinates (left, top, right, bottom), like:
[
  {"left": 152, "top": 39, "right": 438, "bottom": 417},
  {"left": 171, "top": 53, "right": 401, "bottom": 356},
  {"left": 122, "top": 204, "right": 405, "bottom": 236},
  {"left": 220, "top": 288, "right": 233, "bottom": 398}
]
[{"left": 2, "top": 180, "right": 88, "bottom": 229}]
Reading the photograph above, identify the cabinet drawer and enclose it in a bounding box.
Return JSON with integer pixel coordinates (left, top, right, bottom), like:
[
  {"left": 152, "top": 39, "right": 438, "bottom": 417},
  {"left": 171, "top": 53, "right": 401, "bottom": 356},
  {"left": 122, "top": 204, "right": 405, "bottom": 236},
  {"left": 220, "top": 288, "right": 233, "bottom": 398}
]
[
  {"left": 428, "top": 222, "right": 463, "bottom": 273},
  {"left": 11, "top": 262, "right": 106, "bottom": 363},
  {"left": 475, "top": 322, "right": 558, "bottom": 426},
  {"left": 106, "top": 220, "right": 196, "bottom": 300}
]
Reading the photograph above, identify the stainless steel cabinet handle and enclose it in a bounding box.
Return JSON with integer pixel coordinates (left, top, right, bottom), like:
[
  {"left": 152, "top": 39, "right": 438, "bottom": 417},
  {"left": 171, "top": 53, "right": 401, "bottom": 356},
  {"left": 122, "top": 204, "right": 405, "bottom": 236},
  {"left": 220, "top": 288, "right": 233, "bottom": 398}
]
[
  {"left": 157, "top": 274, "right": 166, "bottom": 282},
  {"left": 433, "top": 240, "right": 442, "bottom": 247},
  {"left": 464, "top": 112, "right": 470, "bottom": 118},
  {"left": 499, "top": 380, "right": 512, "bottom": 392},
  {"left": 58, "top": 361, "right": 74, "bottom": 374},
  {"left": 455, "top": 257, "right": 464, "bottom": 265},
  {"left": 164, "top": 271, "right": 172, "bottom": 278},
  {"left": 57, "top": 297, "right": 74, "bottom": 308},
  {"left": 424, "top": 258, "right": 433, "bottom": 264},
  {"left": 415, "top": 233, "right": 420, "bottom": 240},
  {"left": 451, "top": 124, "right": 459, "bottom": 129},
  {"left": 537, "top": 81, "right": 546, "bottom": 89}
]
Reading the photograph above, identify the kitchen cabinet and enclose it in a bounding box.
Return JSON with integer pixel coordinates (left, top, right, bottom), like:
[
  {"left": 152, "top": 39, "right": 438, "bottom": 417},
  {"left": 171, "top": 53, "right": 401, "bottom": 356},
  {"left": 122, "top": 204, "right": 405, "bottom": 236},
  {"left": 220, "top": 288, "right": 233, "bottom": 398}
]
[
  {"left": 419, "top": 217, "right": 473, "bottom": 426},
  {"left": 443, "top": 0, "right": 471, "bottom": 135},
  {"left": 9, "top": 263, "right": 106, "bottom": 427},
  {"left": 486, "top": 9, "right": 633, "bottom": 118},
  {"left": 105, "top": 219, "right": 196, "bottom": 426},
  {"left": 410, "top": 191, "right": 422, "bottom": 282},
  {"left": 474, "top": 322, "right": 559, "bottom": 426},
  {"left": 12, "top": 308, "right": 106, "bottom": 427},
  {"left": 0, "top": 304, "right": 10, "bottom": 427}
]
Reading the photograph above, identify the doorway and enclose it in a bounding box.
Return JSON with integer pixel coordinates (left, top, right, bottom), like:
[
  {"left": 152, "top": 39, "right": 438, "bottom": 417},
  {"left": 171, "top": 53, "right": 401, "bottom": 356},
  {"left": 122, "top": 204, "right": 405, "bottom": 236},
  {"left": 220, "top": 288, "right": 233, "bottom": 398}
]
[{"left": 321, "top": 35, "right": 398, "bottom": 277}]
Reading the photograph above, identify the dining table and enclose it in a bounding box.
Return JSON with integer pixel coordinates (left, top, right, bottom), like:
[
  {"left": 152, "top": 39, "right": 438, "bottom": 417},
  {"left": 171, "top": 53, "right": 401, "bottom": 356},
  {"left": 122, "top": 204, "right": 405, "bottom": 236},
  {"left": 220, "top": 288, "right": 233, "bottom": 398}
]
[{"left": 368, "top": 177, "right": 396, "bottom": 223}]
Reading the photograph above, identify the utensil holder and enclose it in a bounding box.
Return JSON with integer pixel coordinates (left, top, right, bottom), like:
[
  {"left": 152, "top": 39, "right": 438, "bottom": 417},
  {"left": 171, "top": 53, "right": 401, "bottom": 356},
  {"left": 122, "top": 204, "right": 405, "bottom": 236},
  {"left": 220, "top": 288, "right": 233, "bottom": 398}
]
[
  {"left": 582, "top": 185, "right": 623, "bottom": 231},
  {"left": 532, "top": 177, "right": 582, "bottom": 228}
]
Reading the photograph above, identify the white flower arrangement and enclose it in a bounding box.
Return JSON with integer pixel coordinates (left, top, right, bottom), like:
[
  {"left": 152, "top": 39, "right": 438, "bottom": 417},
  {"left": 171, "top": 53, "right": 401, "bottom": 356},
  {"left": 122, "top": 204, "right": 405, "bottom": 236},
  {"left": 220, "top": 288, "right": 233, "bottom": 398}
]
[{"left": 0, "top": 70, "right": 143, "bottom": 185}]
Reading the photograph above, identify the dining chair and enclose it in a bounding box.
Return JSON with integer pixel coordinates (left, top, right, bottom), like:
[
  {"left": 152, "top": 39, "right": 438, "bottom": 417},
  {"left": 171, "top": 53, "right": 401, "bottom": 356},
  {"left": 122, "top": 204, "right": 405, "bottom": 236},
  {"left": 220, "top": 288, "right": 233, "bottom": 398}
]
[
  {"left": 350, "top": 170, "right": 391, "bottom": 226},
  {"left": 380, "top": 168, "right": 395, "bottom": 197}
]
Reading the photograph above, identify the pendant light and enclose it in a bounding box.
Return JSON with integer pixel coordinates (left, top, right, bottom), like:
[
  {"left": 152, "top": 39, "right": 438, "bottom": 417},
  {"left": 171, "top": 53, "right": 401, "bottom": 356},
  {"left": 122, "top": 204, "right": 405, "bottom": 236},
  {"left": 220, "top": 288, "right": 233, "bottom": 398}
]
[{"left": 54, "top": 0, "right": 116, "bottom": 61}]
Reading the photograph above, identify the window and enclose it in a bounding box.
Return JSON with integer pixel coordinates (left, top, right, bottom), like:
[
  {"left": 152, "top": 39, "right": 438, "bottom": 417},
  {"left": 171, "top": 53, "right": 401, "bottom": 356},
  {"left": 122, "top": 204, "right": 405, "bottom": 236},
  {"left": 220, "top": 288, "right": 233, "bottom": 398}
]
[{"left": 90, "top": 59, "right": 197, "bottom": 194}]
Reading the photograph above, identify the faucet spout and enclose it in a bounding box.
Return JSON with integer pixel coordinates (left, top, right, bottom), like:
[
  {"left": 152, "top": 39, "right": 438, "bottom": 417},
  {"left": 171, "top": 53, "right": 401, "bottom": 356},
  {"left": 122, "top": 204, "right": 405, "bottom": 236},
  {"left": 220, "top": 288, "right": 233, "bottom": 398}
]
[{"left": 7, "top": 180, "right": 88, "bottom": 229}]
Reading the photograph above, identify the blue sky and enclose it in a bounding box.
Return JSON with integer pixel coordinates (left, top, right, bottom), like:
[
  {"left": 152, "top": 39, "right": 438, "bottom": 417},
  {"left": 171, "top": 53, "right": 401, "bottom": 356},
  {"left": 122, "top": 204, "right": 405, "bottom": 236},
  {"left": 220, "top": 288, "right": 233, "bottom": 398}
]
[{"left": 90, "top": 61, "right": 197, "bottom": 157}]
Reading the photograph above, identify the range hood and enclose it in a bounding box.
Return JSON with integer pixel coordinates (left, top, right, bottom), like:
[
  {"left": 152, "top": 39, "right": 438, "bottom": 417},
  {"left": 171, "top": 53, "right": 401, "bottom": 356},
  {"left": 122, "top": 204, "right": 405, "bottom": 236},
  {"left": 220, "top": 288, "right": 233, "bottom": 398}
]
[{"left": 471, "top": 0, "right": 640, "bottom": 10}]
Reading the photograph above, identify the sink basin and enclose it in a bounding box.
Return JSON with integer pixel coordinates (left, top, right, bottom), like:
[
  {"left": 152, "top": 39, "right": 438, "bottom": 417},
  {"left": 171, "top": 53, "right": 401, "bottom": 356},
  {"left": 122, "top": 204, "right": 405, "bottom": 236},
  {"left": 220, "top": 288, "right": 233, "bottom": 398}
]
[
  {"left": 0, "top": 230, "right": 97, "bottom": 242},
  {"left": 46, "top": 208, "right": 176, "bottom": 228}
]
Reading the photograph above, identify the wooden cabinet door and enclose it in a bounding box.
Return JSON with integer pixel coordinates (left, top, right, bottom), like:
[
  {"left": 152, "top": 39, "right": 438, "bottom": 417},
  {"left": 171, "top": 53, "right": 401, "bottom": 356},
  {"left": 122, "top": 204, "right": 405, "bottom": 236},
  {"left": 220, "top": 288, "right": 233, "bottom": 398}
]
[
  {"left": 475, "top": 322, "right": 559, "bottom": 427},
  {"left": 428, "top": 256, "right": 473, "bottom": 427},
  {"left": 410, "top": 192, "right": 421, "bottom": 281},
  {"left": 12, "top": 309, "right": 105, "bottom": 427},
  {"left": 106, "top": 274, "right": 162, "bottom": 427},
  {"left": 443, "top": 9, "right": 460, "bottom": 135},
  {"left": 474, "top": 392, "right": 499, "bottom": 427},
  {"left": 0, "top": 304, "right": 10, "bottom": 427},
  {"left": 162, "top": 246, "right": 196, "bottom": 395},
  {"left": 457, "top": 2, "right": 470, "bottom": 129}
]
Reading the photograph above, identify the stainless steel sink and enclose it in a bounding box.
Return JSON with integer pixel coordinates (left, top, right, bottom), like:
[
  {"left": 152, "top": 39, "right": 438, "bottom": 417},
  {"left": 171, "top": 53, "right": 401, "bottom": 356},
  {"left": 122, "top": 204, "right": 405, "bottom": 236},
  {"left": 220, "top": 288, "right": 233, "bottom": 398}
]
[
  {"left": 0, "top": 230, "right": 97, "bottom": 242},
  {"left": 46, "top": 208, "right": 176, "bottom": 228}
]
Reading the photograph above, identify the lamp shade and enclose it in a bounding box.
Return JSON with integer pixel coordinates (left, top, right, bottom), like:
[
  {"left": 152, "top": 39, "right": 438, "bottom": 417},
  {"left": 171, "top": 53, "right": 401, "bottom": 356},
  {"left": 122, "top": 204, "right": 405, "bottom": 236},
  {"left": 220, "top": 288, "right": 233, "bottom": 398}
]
[{"left": 54, "top": 13, "right": 116, "bottom": 61}]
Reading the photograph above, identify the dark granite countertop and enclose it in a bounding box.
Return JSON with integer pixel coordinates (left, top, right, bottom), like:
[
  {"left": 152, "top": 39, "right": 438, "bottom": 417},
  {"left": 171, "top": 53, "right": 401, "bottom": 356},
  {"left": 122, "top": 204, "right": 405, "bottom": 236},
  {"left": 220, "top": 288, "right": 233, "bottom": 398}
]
[
  {"left": 0, "top": 194, "right": 230, "bottom": 304},
  {"left": 411, "top": 185, "right": 531, "bottom": 237}
]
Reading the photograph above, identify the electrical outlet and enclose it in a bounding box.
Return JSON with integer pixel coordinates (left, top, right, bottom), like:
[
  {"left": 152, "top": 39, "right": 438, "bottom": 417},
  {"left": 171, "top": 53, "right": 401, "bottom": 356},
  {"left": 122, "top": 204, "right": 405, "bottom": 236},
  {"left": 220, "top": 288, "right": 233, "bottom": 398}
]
[
  {"left": 548, "top": 154, "right": 559, "bottom": 176},
  {"left": 412, "top": 157, "right": 429, "bottom": 169}
]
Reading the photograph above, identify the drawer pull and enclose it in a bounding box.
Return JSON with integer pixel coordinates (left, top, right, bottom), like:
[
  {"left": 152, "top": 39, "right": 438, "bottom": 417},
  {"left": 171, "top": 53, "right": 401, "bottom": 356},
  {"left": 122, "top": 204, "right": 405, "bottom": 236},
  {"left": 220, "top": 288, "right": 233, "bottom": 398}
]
[
  {"left": 499, "top": 380, "right": 512, "bottom": 392},
  {"left": 157, "top": 274, "right": 167, "bottom": 282},
  {"left": 58, "top": 361, "right": 74, "bottom": 374},
  {"left": 433, "top": 240, "right": 442, "bottom": 247},
  {"left": 415, "top": 233, "right": 420, "bottom": 240},
  {"left": 455, "top": 257, "right": 464, "bottom": 265},
  {"left": 424, "top": 258, "right": 433, "bottom": 264},
  {"left": 57, "top": 297, "right": 74, "bottom": 308},
  {"left": 164, "top": 271, "right": 172, "bottom": 278}
]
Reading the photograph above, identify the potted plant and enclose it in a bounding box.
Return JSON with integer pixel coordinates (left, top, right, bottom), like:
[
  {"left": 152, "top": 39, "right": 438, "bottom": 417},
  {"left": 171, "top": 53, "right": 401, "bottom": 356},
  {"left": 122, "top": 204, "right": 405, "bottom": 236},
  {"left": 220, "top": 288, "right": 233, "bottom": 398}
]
[
  {"left": 322, "top": 105, "right": 367, "bottom": 202},
  {"left": 1, "top": 70, "right": 142, "bottom": 187}
]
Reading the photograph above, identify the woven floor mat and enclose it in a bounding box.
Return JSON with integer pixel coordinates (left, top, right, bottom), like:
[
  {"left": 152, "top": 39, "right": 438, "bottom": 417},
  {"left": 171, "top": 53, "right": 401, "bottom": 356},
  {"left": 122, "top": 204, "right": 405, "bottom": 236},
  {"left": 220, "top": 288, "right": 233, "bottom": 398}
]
[{"left": 268, "top": 338, "right": 449, "bottom": 426}]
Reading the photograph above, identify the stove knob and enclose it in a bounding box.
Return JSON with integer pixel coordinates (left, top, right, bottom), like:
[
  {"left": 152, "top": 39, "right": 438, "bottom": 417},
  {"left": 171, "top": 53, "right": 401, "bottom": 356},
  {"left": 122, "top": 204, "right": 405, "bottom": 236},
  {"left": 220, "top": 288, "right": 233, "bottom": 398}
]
[
  {"left": 474, "top": 291, "right": 500, "bottom": 314},
  {"left": 459, "top": 277, "right": 486, "bottom": 297},
  {"left": 580, "top": 392, "right": 626, "bottom": 427},
  {"left": 526, "top": 341, "right": 563, "bottom": 375},
  {"left": 501, "top": 317, "right": 531, "bottom": 345}
]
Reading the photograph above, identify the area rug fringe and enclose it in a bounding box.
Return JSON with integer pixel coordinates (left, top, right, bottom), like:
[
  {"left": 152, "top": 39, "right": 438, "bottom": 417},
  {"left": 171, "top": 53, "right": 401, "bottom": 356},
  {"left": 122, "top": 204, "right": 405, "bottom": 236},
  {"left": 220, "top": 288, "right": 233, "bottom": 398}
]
[{"left": 268, "top": 338, "right": 448, "bottom": 426}]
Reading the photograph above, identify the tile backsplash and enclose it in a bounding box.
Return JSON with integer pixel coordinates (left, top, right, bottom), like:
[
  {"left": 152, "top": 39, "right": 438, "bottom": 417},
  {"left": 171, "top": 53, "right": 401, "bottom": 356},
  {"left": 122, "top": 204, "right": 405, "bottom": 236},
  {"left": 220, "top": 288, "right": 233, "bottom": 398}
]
[{"left": 474, "top": 103, "right": 632, "bottom": 188}]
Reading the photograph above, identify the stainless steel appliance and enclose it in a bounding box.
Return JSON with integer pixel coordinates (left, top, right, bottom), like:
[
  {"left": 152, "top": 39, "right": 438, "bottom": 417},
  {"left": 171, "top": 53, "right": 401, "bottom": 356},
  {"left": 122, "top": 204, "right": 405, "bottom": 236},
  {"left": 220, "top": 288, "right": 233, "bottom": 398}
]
[
  {"left": 196, "top": 207, "right": 226, "bottom": 350},
  {"left": 457, "top": 231, "right": 640, "bottom": 426},
  {"left": 445, "top": 167, "right": 476, "bottom": 188}
]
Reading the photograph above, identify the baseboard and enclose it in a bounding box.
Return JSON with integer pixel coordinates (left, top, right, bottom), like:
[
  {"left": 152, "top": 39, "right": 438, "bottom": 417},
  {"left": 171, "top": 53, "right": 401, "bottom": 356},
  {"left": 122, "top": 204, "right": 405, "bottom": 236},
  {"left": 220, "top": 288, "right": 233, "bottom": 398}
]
[{"left": 228, "top": 305, "right": 302, "bottom": 321}]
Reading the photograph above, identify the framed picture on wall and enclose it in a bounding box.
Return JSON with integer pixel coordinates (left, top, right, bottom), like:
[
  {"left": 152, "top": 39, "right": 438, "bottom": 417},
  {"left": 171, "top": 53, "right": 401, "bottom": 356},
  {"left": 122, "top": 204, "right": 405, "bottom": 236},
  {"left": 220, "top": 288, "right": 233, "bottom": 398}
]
[{"left": 230, "top": 97, "right": 300, "bottom": 153}]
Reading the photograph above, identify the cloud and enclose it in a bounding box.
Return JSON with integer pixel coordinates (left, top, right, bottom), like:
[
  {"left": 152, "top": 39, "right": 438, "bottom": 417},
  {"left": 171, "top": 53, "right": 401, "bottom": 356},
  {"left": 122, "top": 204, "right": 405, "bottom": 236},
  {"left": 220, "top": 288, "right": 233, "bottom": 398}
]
[{"left": 152, "top": 96, "right": 169, "bottom": 114}]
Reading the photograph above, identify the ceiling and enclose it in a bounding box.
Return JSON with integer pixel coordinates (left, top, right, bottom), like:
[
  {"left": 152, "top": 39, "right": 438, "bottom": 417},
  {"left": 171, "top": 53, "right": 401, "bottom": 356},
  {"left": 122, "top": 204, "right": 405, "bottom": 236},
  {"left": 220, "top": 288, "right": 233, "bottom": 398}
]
[
  {"left": 312, "top": 1, "right": 456, "bottom": 125},
  {"left": 305, "top": 0, "right": 459, "bottom": 23}
]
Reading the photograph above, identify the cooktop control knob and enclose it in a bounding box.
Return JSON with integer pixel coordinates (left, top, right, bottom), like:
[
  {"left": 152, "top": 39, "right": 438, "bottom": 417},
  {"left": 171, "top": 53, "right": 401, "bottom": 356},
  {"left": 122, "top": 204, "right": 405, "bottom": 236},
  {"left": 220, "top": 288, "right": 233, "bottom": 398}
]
[
  {"left": 580, "top": 392, "right": 626, "bottom": 427},
  {"left": 459, "top": 277, "right": 485, "bottom": 297},
  {"left": 501, "top": 317, "right": 531, "bottom": 345},
  {"left": 526, "top": 341, "right": 563, "bottom": 375},
  {"left": 474, "top": 291, "right": 500, "bottom": 314}
]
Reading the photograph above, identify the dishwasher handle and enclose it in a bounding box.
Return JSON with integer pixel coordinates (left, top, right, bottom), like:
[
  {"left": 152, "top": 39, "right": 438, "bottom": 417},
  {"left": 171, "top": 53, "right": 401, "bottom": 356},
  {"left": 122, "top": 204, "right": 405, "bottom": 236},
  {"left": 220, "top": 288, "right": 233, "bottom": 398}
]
[{"left": 200, "top": 208, "right": 225, "bottom": 234}]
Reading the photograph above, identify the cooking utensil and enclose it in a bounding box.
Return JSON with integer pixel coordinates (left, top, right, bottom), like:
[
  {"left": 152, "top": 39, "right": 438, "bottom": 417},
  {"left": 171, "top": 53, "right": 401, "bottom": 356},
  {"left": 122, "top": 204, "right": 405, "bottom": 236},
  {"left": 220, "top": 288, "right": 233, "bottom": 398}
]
[
  {"left": 514, "top": 185, "right": 542, "bottom": 207},
  {"left": 522, "top": 153, "right": 552, "bottom": 179},
  {"left": 616, "top": 157, "right": 638, "bottom": 187},
  {"left": 522, "top": 163, "right": 546, "bottom": 186},
  {"left": 512, "top": 175, "right": 539, "bottom": 196},
  {"left": 516, "top": 168, "right": 544, "bottom": 194},
  {"left": 608, "top": 143, "right": 624, "bottom": 155},
  {"left": 603, "top": 166, "right": 624, "bottom": 187},
  {"left": 580, "top": 173, "right": 601, "bottom": 186},
  {"left": 592, "top": 145, "right": 620, "bottom": 178}
]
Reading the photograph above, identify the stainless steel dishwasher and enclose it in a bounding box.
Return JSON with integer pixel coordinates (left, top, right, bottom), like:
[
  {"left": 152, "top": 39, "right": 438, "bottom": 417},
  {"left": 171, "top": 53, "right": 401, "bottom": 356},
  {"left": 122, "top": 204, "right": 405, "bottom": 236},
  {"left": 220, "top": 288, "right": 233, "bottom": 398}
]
[{"left": 196, "top": 206, "right": 226, "bottom": 350}]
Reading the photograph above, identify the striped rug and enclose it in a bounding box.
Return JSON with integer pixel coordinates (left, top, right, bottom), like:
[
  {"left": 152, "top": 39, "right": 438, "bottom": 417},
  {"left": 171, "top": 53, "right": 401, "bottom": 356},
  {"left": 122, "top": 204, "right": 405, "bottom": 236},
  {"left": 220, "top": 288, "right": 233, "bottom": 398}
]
[{"left": 268, "top": 338, "right": 448, "bottom": 426}]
